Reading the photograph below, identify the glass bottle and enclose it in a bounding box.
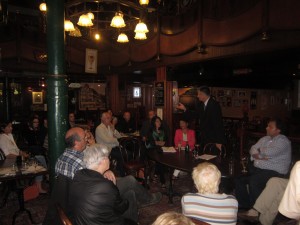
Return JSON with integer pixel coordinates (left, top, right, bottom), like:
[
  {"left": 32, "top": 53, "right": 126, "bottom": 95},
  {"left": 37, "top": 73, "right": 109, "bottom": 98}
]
[{"left": 185, "top": 141, "right": 189, "bottom": 154}]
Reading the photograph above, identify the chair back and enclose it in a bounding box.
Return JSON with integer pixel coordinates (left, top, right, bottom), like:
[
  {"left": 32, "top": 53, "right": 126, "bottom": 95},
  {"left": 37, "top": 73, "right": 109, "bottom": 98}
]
[
  {"left": 189, "top": 217, "right": 210, "bottom": 225},
  {"left": 203, "top": 143, "right": 226, "bottom": 158},
  {"left": 56, "top": 203, "right": 73, "bottom": 225},
  {"left": 0, "top": 148, "right": 6, "bottom": 161},
  {"left": 119, "top": 137, "right": 143, "bottom": 163}
]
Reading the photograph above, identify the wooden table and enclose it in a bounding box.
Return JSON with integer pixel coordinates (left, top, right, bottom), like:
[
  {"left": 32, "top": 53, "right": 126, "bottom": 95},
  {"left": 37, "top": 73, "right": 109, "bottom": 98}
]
[
  {"left": 0, "top": 158, "right": 48, "bottom": 225},
  {"left": 147, "top": 148, "right": 242, "bottom": 203}
]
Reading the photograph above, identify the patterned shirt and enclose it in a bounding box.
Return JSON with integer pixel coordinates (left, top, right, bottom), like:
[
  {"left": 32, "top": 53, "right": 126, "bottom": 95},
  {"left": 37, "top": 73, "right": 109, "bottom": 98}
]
[
  {"left": 55, "top": 148, "right": 85, "bottom": 179},
  {"left": 250, "top": 134, "right": 291, "bottom": 175},
  {"left": 182, "top": 193, "right": 238, "bottom": 225}
]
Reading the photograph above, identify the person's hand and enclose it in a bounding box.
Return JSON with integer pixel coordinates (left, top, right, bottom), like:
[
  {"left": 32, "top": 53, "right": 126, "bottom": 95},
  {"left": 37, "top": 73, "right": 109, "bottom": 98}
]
[
  {"left": 176, "top": 102, "right": 186, "bottom": 111},
  {"left": 155, "top": 141, "right": 165, "bottom": 146},
  {"left": 252, "top": 153, "right": 260, "bottom": 160},
  {"left": 103, "top": 170, "right": 116, "bottom": 185}
]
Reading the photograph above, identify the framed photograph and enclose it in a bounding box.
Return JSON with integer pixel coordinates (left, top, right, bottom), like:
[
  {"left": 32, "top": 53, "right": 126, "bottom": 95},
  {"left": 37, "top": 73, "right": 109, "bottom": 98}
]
[
  {"left": 32, "top": 92, "right": 43, "bottom": 104},
  {"left": 85, "top": 48, "right": 98, "bottom": 74},
  {"left": 79, "top": 83, "right": 106, "bottom": 110},
  {"left": 133, "top": 87, "right": 141, "bottom": 98}
]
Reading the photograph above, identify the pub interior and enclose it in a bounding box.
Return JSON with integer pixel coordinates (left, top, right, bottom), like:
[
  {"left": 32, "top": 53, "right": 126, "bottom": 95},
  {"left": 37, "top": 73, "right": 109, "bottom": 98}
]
[{"left": 0, "top": 0, "right": 300, "bottom": 225}]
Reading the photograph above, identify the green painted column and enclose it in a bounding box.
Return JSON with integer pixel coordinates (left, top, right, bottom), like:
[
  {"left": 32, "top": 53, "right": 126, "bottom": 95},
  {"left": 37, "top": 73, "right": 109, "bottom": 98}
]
[{"left": 46, "top": 0, "right": 68, "bottom": 186}]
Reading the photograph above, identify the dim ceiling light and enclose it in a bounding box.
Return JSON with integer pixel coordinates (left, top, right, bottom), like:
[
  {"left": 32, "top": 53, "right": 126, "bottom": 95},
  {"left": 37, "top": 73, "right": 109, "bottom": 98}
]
[
  {"left": 39, "top": 3, "right": 47, "bottom": 12},
  {"left": 139, "top": 0, "right": 149, "bottom": 5},
  {"left": 78, "top": 14, "right": 93, "bottom": 27},
  {"left": 134, "top": 32, "right": 147, "bottom": 40},
  {"left": 110, "top": 12, "right": 126, "bottom": 28},
  {"left": 64, "top": 20, "right": 75, "bottom": 32},
  {"left": 117, "top": 33, "right": 129, "bottom": 43},
  {"left": 134, "top": 21, "right": 149, "bottom": 33},
  {"left": 94, "top": 33, "right": 101, "bottom": 40}
]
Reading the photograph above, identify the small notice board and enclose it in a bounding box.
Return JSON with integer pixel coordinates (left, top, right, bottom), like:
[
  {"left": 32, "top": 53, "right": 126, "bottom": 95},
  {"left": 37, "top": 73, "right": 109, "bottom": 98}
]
[{"left": 154, "top": 81, "right": 165, "bottom": 107}]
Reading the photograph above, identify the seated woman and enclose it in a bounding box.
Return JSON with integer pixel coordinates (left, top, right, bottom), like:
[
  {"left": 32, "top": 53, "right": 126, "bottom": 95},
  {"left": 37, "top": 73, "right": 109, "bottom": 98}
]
[
  {"left": 146, "top": 116, "right": 168, "bottom": 188},
  {"left": 0, "top": 121, "right": 47, "bottom": 193},
  {"left": 24, "top": 117, "right": 47, "bottom": 156},
  {"left": 173, "top": 118, "right": 196, "bottom": 178},
  {"left": 182, "top": 162, "right": 238, "bottom": 225}
]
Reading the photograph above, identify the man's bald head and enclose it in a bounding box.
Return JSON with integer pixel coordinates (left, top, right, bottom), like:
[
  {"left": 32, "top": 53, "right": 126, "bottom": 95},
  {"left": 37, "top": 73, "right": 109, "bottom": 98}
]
[{"left": 65, "top": 127, "right": 87, "bottom": 151}]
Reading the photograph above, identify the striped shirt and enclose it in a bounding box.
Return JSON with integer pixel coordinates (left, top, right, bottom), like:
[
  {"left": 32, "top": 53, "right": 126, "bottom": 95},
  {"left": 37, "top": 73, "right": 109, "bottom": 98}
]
[
  {"left": 55, "top": 148, "right": 84, "bottom": 179},
  {"left": 250, "top": 134, "right": 291, "bottom": 175},
  {"left": 182, "top": 193, "right": 238, "bottom": 225}
]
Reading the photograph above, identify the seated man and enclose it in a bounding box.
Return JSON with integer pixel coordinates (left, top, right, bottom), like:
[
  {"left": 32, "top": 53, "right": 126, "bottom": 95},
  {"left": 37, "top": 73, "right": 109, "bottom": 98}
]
[
  {"left": 235, "top": 118, "right": 291, "bottom": 209},
  {"left": 55, "top": 127, "right": 161, "bottom": 211},
  {"left": 117, "top": 111, "right": 136, "bottom": 134},
  {"left": 70, "top": 144, "right": 135, "bottom": 224},
  {"left": 182, "top": 162, "right": 238, "bottom": 225},
  {"left": 95, "top": 112, "right": 124, "bottom": 176}
]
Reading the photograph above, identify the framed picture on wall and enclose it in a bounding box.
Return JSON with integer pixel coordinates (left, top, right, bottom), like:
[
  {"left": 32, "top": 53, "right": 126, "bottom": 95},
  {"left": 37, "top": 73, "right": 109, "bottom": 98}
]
[
  {"left": 133, "top": 87, "right": 141, "bottom": 98},
  {"left": 85, "top": 48, "right": 98, "bottom": 74},
  {"left": 32, "top": 92, "right": 43, "bottom": 104}
]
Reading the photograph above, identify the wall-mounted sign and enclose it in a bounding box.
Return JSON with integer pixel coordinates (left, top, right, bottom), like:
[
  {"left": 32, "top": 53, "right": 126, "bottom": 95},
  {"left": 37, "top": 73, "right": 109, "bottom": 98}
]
[
  {"left": 133, "top": 87, "right": 141, "bottom": 98},
  {"left": 154, "top": 81, "right": 164, "bottom": 107}
]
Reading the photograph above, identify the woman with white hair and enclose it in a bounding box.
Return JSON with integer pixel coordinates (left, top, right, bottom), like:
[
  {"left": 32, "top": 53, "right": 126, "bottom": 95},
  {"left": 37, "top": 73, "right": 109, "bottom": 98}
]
[
  {"left": 70, "top": 144, "right": 138, "bottom": 225},
  {"left": 181, "top": 162, "right": 238, "bottom": 225}
]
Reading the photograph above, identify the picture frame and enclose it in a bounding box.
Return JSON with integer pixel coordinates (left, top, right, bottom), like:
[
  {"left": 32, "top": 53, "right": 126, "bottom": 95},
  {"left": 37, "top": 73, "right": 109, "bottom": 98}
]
[
  {"left": 85, "top": 48, "right": 98, "bottom": 74},
  {"left": 32, "top": 92, "right": 43, "bottom": 104}
]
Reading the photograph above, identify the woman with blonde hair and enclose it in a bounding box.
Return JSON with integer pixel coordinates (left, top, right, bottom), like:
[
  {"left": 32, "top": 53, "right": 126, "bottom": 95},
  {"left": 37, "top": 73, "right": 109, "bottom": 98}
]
[
  {"left": 182, "top": 162, "right": 238, "bottom": 225},
  {"left": 152, "top": 211, "right": 195, "bottom": 225}
]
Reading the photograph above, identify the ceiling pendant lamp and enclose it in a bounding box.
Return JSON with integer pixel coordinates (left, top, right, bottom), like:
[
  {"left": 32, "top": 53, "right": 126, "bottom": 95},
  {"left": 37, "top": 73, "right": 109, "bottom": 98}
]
[
  {"left": 64, "top": 20, "right": 75, "bottom": 32},
  {"left": 134, "top": 21, "right": 149, "bottom": 33},
  {"left": 110, "top": 12, "right": 126, "bottom": 28},
  {"left": 94, "top": 33, "right": 101, "bottom": 40},
  {"left": 78, "top": 14, "right": 93, "bottom": 27},
  {"left": 87, "top": 12, "right": 95, "bottom": 20},
  {"left": 117, "top": 33, "right": 129, "bottom": 43},
  {"left": 139, "top": 0, "right": 149, "bottom": 5},
  {"left": 69, "top": 26, "right": 82, "bottom": 37},
  {"left": 134, "top": 32, "right": 147, "bottom": 40}
]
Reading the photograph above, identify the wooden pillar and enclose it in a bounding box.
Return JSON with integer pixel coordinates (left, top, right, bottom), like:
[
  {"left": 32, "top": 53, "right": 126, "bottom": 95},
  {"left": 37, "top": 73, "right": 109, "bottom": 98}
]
[
  {"left": 156, "top": 66, "right": 173, "bottom": 145},
  {"left": 107, "top": 74, "right": 120, "bottom": 114}
]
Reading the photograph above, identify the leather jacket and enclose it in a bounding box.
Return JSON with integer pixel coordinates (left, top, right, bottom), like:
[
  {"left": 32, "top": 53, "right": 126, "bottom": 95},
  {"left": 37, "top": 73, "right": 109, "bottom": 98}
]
[{"left": 70, "top": 169, "right": 128, "bottom": 225}]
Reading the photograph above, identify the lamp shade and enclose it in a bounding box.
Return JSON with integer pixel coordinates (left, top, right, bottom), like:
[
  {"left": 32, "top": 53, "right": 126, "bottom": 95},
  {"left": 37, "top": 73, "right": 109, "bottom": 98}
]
[
  {"left": 139, "top": 0, "right": 149, "bottom": 5},
  {"left": 64, "top": 20, "right": 75, "bottom": 31},
  {"left": 117, "top": 33, "right": 129, "bottom": 43},
  {"left": 134, "top": 22, "right": 149, "bottom": 33},
  {"left": 134, "top": 32, "right": 147, "bottom": 40},
  {"left": 78, "top": 14, "right": 93, "bottom": 27},
  {"left": 87, "top": 12, "right": 95, "bottom": 20},
  {"left": 110, "top": 12, "right": 126, "bottom": 28},
  {"left": 69, "top": 26, "right": 82, "bottom": 37},
  {"left": 39, "top": 3, "right": 47, "bottom": 12}
]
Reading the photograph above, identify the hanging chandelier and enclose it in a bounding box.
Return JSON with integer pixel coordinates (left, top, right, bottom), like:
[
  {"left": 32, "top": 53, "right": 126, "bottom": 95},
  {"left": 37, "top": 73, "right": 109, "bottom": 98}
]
[
  {"left": 134, "top": 32, "right": 147, "bottom": 40},
  {"left": 134, "top": 21, "right": 149, "bottom": 33},
  {"left": 117, "top": 33, "right": 129, "bottom": 43},
  {"left": 110, "top": 12, "right": 126, "bottom": 28},
  {"left": 64, "top": 20, "right": 75, "bottom": 32},
  {"left": 78, "top": 14, "right": 93, "bottom": 27},
  {"left": 139, "top": 0, "right": 149, "bottom": 6}
]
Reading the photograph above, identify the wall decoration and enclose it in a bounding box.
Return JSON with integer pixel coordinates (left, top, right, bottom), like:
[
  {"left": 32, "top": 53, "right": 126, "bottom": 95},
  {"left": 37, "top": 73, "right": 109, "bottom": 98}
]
[
  {"left": 32, "top": 92, "right": 43, "bottom": 104},
  {"left": 250, "top": 91, "right": 257, "bottom": 109},
  {"left": 133, "top": 87, "right": 141, "bottom": 98},
  {"left": 85, "top": 48, "right": 98, "bottom": 74},
  {"left": 238, "top": 91, "right": 246, "bottom": 97},
  {"left": 154, "top": 81, "right": 165, "bottom": 107},
  {"left": 79, "top": 83, "right": 106, "bottom": 110}
]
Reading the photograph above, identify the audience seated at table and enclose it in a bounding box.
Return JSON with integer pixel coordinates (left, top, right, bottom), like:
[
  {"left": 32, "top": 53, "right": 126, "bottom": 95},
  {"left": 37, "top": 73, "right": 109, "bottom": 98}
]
[
  {"left": 146, "top": 116, "right": 168, "bottom": 188},
  {"left": 152, "top": 211, "right": 195, "bottom": 225},
  {"left": 48, "top": 127, "right": 161, "bottom": 225},
  {"left": 182, "top": 162, "right": 238, "bottom": 225},
  {"left": 173, "top": 118, "right": 196, "bottom": 179},
  {"left": 23, "top": 117, "right": 47, "bottom": 156},
  {"left": 70, "top": 144, "right": 137, "bottom": 224},
  {"left": 0, "top": 121, "right": 47, "bottom": 193},
  {"left": 107, "top": 109, "right": 118, "bottom": 128},
  {"left": 117, "top": 111, "right": 136, "bottom": 134}
]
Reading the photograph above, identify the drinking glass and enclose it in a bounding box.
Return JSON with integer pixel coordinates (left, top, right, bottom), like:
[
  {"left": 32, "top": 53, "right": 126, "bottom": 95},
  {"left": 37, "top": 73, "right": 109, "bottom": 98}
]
[{"left": 177, "top": 142, "right": 182, "bottom": 151}]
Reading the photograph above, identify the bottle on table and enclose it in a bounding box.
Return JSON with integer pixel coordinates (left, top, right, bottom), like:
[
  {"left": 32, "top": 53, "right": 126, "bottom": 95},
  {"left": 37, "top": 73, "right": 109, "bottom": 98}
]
[{"left": 185, "top": 141, "right": 189, "bottom": 154}]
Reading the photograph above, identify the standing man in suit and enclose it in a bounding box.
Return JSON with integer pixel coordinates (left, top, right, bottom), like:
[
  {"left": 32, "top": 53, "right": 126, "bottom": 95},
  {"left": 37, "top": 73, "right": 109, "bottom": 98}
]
[{"left": 177, "top": 86, "right": 225, "bottom": 150}]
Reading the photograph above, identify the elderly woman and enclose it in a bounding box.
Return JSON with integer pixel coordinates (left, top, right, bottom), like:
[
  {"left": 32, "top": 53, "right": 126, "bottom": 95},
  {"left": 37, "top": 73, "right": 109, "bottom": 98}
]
[
  {"left": 70, "top": 144, "right": 138, "bottom": 225},
  {"left": 182, "top": 162, "right": 238, "bottom": 225}
]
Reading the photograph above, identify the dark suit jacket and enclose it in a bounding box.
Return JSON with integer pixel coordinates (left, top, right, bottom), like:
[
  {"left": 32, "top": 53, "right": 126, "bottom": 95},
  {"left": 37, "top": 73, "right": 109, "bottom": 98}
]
[{"left": 185, "top": 97, "right": 225, "bottom": 145}]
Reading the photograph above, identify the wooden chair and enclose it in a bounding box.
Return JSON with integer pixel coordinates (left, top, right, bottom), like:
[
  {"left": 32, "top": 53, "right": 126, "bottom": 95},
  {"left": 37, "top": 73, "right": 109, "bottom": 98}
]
[
  {"left": 203, "top": 143, "right": 226, "bottom": 158},
  {"left": 119, "top": 137, "right": 147, "bottom": 181},
  {"left": 56, "top": 203, "right": 73, "bottom": 225}
]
